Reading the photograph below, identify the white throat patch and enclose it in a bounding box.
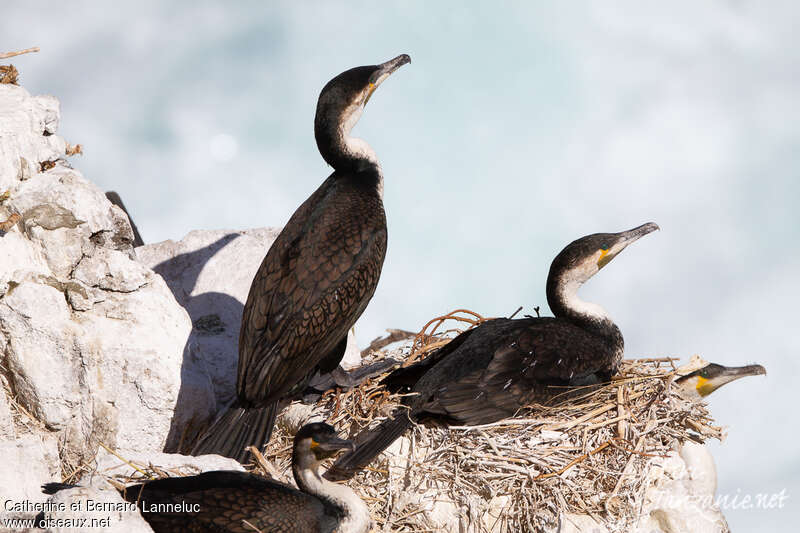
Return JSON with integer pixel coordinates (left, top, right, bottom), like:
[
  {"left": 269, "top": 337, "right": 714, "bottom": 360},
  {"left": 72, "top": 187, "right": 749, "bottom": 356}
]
[
  {"left": 340, "top": 103, "right": 379, "bottom": 166},
  {"left": 558, "top": 279, "right": 610, "bottom": 322}
]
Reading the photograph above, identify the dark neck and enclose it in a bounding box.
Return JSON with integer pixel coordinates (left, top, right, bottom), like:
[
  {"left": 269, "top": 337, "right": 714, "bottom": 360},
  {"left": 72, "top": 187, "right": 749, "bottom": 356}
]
[
  {"left": 314, "top": 109, "right": 380, "bottom": 173},
  {"left": 545, "top": 272, "right": 622, "bottom": 345}
]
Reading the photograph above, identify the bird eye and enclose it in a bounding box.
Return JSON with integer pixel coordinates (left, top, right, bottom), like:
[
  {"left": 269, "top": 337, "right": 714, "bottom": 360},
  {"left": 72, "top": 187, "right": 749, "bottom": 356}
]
[{"left": 600, "top": 244, "right": 609, "bottom": 251}]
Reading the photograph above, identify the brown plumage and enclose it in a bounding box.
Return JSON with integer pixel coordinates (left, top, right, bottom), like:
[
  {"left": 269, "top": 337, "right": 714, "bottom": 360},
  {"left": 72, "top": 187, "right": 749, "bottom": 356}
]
[
  {"left": 237, "top": 175, "right": 388, "bottom": 402},
  {"left": 43, "top": 423, "right": 369, "bottom": 533},
  {"left": 122, "top": 472, "right": 334, "bottom": 533},
  {"left": 192, "top": 55, "right": 410, "bottom": 461}
]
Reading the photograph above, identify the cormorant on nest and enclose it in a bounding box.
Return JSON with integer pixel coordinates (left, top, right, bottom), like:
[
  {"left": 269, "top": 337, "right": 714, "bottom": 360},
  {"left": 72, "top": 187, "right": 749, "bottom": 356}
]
[{"left": 326, "top": 223, "right": 660, "bottom": 480}]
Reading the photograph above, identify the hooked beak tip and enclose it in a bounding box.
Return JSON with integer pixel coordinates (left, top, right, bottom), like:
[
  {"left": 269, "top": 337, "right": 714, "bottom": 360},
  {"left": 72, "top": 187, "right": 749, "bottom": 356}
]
[
  {"left": 379, "top": 54, "right": 411, "bottom": 75},
  {"left": 736, "top": 364, "right": 767, "bottom": 377},
  {"left": 621, "top": 222, "right": 660, "bottom": 244},
  {"left": 640, "top": 222, "right": 660, "bottom": 234}
]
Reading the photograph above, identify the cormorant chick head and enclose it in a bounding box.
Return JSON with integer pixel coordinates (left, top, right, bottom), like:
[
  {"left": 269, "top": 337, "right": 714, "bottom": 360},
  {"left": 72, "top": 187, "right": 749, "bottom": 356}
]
[
  {"left": 293, "top": 422, "right": 355, "bottom": 466},
  {"left": 549, "top": 222, "right": 660, "bottom": 289},
  {"left": 315, "top": 54, "right": 411, "bottom": 169},
  {"left": 675, "top": 363, "right": 766, "bottom": 399}
]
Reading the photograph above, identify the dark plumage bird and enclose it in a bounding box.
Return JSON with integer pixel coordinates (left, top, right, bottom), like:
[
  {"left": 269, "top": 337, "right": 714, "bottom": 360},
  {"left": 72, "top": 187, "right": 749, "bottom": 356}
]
[
  {"left": 192, "top": 54, "right": 410, "bottom": 462},
  {"left": 674, "top": 362, "right": 766, "bottom": 399},
  {"left": 326, "top": 222, "right": 659, "bottom": 481},
  {"left": 43, "top": 423, "right": 370, "bottom": 533}
]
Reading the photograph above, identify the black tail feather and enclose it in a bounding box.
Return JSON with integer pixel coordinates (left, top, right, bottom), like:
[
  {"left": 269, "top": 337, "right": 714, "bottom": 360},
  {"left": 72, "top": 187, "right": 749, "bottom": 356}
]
[
  {"left": 324, "top": 409, "right": 414, "bottom": 481},
  {"left": 42, "top": 482, "right": 75, "bottom": 495},
  {"left": 380, "top": 362, "right": 432, "bottom": 393},
  {"left": 190, "top": 402, "right": 278, "bottom": 463}
]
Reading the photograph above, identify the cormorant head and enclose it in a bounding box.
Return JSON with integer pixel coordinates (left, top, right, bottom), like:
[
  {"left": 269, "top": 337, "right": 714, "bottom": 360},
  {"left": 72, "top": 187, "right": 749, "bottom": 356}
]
[
  {"left": 546, "top": 222, "right": 659, "bottom": 323},
  {"left": 549, "top": 222, "right": 660, "bottom": 288},
  {"left": 675, "top": 362, "right": 766, "bottom": 399},
  {"left": 294, "top": 422, "right": 355, "bottom": 463},
  {"left": 315, "top": 54, "right": 411, "bottom": 169}
]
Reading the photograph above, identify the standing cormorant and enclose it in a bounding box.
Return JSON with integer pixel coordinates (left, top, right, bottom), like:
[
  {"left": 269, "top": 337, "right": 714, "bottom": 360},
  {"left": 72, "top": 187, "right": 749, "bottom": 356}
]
[
  {"left": 192, "top": 54, "right": 411, "bottom": 462},
  {"left": 325, "top": 223, "right": 659, "bottom": 481},
  {"left": 674, "top": 362, "right": 766, "bottom": 399},
  {"left": 43, "top": 423, "right": 370, "bottom": 533}
]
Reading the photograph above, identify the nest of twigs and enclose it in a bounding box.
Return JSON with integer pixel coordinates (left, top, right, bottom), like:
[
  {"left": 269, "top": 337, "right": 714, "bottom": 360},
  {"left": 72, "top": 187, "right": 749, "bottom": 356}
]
[
  {"left": 257, "top": 309, "right": 722, "bottom": 532},
  {"left": 80, "top": 309, "right": 720, "bottom": 531}
]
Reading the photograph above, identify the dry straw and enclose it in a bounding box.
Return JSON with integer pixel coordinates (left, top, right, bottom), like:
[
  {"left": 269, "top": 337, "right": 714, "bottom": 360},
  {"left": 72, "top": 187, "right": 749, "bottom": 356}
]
[
  {"left": 38, "top": 309, "right": 719, "bottom": 532},
  {"left": 0, "top": 50, "right": 718, "bottom": 529},
  {"left": 1, "top": 47, "right": 39, "bottom": 85},
  {"left": 258, "top": 309, "right": 722, "bottom": 532}
]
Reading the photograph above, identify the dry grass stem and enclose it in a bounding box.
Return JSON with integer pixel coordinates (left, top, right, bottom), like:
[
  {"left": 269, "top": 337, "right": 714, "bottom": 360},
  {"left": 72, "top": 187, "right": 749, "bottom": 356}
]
[
  {"left": 0, "top": 213, "right": 20, "bottom": 232},
  {"left": 0, "top": 47, "right": 40, "bottom": 59},
  {"left": 255, "top": 309, "right": 719, "bottom": 532},
  {"left": 404, "top": 309, "right": 491, "bottom": 367},
  {"left": 66, "top": 143, "right": 83, "bottom": 156},
  {"left": 44, "top": 308, "right": 718, "bottom": 532},
  {"left": 0, "top": 65, "right": 20, "bottom": 84},
  {"left": 98, "top": 442, "right": 157, "bottom": 481}
]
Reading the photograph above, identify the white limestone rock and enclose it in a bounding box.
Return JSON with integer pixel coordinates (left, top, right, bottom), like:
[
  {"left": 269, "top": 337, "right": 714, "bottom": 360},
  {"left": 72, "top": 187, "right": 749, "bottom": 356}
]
[
  {"left": 0, "top": 272, "right": 192, "bottom": 453},
  {"left": 14, "top": 168, "right": 127, "bottom": 240},
  {"left": 0, "top": 389, "right": 14, "bottom": 440},
  {"left": 1, "top": 281, "right": 80, "bottom": 429},
  {"left": 0, "top": 81, "right": 194, "bottom": 465},
  {"left": 81, "top": 279, "right": 193, "bottom": 452},
  {"left": 637, "top": 443, "right": 729, "bottom": 533},
  {"left": 679, "top": 440, "right": 718, "bottom": 496},
  {"left": 73, "top": 247, "right": 150, "bottom": 293},
  {"left": 42, "top": 485, "right": 153, "bottom": 533},
  {"left": 0, "top": 433, "right": 61, "bottom": 508},
  {"left": 0, "top": 230, "right": 50, "bottom": 296},
  {"left": 27, "top": 223, "right": 87, "bottom": 279},
  {"left": 0, "top": 85, "right": 65, "bottom": 191},
  {"left": 94, "top": 448, "right": 246, "bottom": 479},
  {"left": 137, "top": 228, "right": 280, "bottom": 409}
]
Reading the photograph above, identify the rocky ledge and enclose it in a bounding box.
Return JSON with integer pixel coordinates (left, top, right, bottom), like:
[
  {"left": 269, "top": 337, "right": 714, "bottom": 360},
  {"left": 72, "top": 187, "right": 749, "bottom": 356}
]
[{"left": 0, "top": 79, "right": 728, "bottom": 532}]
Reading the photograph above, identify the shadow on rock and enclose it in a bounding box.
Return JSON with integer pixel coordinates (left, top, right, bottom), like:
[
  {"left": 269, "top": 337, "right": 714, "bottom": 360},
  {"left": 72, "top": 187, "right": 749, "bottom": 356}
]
[{"left": 142, "top": 233, "right": 245, "bottom": 453}]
